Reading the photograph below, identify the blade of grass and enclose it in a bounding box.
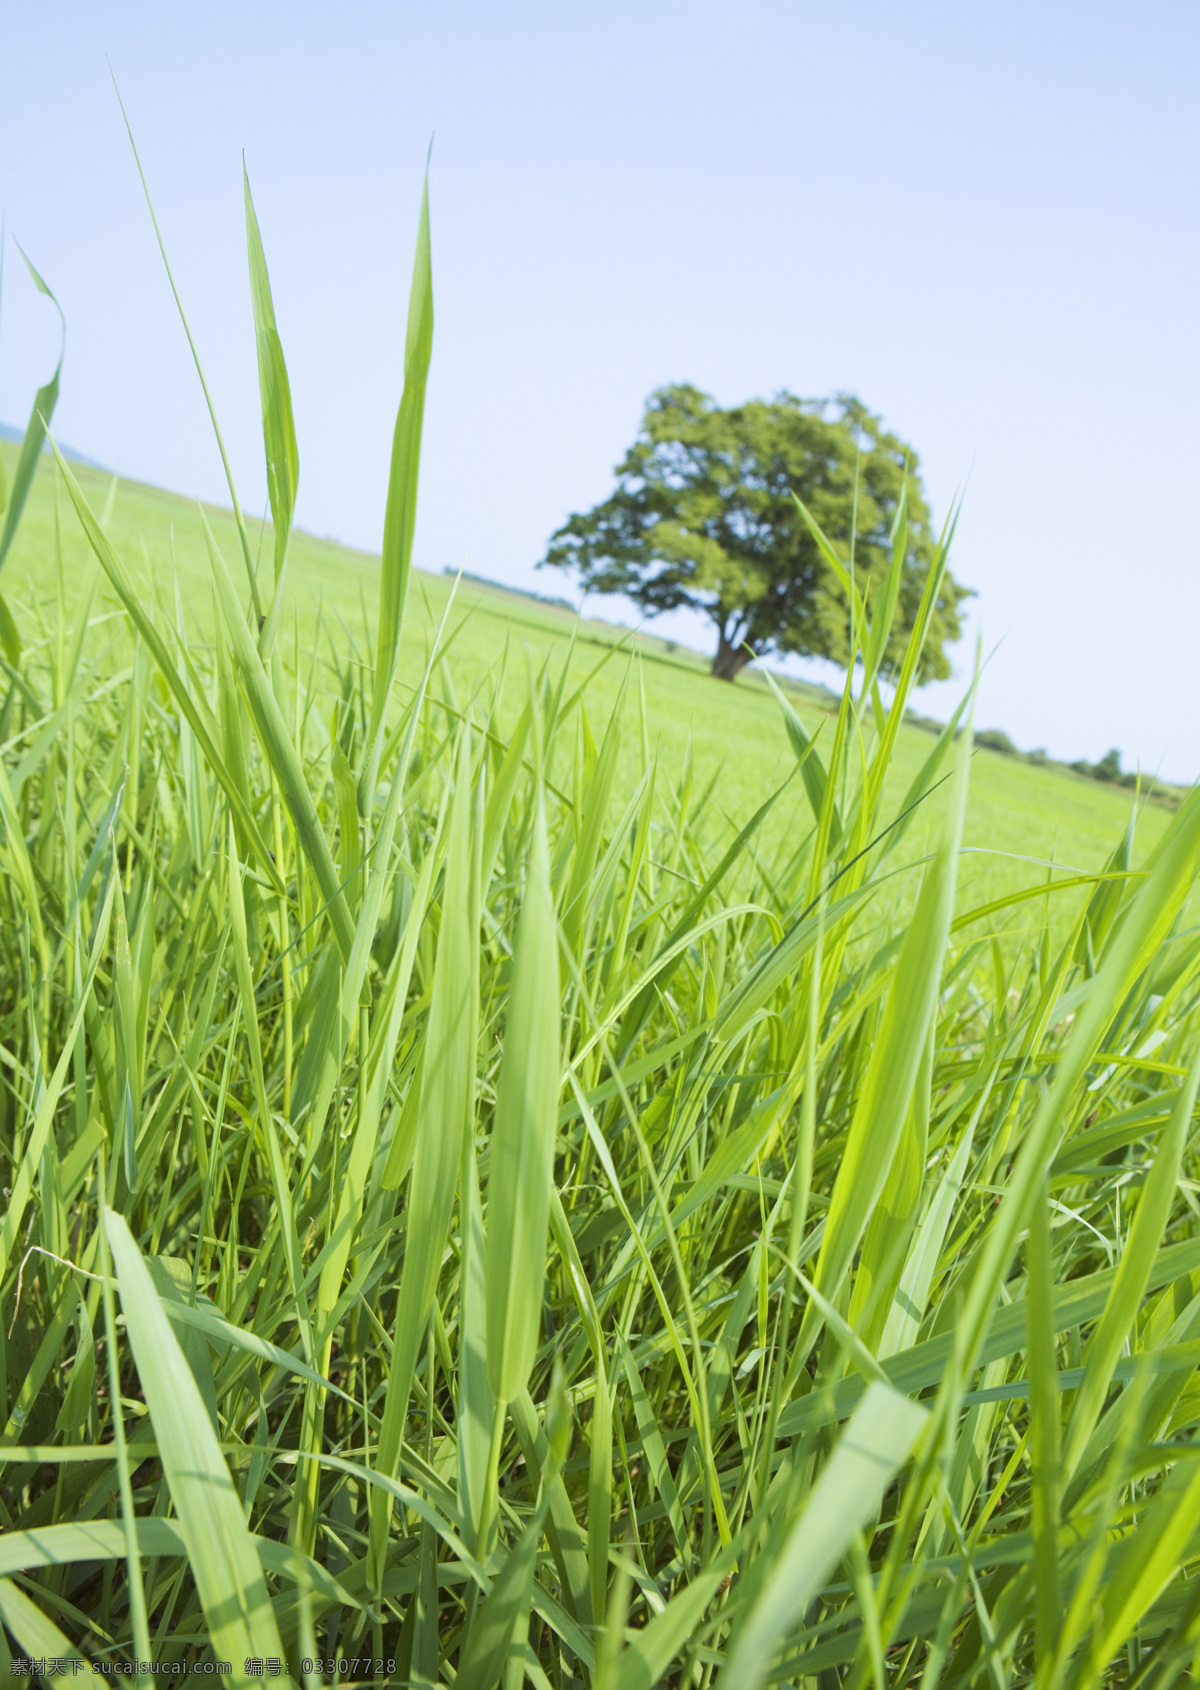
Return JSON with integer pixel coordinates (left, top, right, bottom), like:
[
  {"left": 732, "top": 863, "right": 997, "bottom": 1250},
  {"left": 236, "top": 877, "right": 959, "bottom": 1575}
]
[
  {"left": 47, "top": 439, "right": 284, "bottom": 895},
  {"left": 860, "top": 476, "right": 907, "bottom": 698},
  {"left": 98, "top": 1184, "right": 153, "bottom": 1676},
  {"left": 0, "top": 872, "right": 114, "bottom": 1283},
  {"left": 721, "top": 1383, "right": 927, "bottom": 1690},
  {"left": 112, "top": 76, "right": 263, "bottom": 617},
  {"left": 243, "top": 164, "right": 299, "bottom": 649},
  {"left": 486, "top": 789, "right": 560, "bottom": 1405},
  {"left": 1062, "top": 1043, "right": 1200, "bottom": 1478},
  {"left": 0, "top": 246, "right": 64, "bottom": 586},
  {"left": 368, "top": 726, "right": 478, "bottom": 1594},
  {"left": 104, "top": 1208, "right": 287, "bottom": 1666},
  {"left": 201, "top": 506, "right": 355, "bottom": 959},
  {"left": 359, "top": 162, "right": 433, "bottom": 807},
  {"left": 792, "top": 668, "right": 973, "bottom": 1373}
]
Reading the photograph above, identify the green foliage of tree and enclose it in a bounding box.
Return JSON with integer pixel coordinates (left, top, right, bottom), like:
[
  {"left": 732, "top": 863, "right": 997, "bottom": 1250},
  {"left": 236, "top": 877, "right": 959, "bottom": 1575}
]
[
  {"left": 540, "top": 387, "right": 973, "bottom": 682},
  {"left": 542, "top": 384, "right": 972, "bottom": 680}
]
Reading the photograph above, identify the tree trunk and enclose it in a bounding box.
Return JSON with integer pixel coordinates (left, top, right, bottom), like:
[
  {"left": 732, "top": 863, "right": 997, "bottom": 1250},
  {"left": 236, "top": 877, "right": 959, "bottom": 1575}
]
[{"left": 711, "top": 633, "right": 755, "bottom": 681}]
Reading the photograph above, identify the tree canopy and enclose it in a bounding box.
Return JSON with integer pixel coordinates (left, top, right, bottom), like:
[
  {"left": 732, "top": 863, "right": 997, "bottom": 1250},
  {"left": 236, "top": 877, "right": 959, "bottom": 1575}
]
[{"left": 542, "top": 384, "right": 971, "bottom": 680}]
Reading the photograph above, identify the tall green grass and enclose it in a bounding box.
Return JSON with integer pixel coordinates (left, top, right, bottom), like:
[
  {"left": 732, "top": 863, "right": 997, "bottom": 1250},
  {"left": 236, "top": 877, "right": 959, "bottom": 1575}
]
[{"left": 3, "top": 152, "right": 1200, "bottom": 1690}]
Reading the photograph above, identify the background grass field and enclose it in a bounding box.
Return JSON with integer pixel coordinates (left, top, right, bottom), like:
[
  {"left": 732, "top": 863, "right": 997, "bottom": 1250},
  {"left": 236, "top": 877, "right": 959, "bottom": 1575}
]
[{"left": 1, "top": 438, "right": 1169, "bottom": 937}]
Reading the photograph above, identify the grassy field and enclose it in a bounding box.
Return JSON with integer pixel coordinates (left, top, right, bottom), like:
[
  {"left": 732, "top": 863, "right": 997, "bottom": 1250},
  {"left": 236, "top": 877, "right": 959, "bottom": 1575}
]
[
  {"left": 0, "top": 438, "right": 1171, "bottom": 940},
  {"left": 4, "top": 176, "right": 1200, "bottom": 1690}
]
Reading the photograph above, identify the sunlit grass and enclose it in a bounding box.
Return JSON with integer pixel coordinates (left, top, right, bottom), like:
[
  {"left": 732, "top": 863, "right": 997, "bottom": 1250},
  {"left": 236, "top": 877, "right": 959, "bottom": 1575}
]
[{"left": 2, "top": 152, "right": 1200, "bottom": 1690}]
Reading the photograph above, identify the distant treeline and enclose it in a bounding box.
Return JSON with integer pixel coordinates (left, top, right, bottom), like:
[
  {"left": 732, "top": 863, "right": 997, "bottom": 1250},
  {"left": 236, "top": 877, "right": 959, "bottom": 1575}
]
[
  {"left": 907, "top": 720, "right": 1182, "bottom": 808},
  {"left": 445, "top": 567, "right": 577, "bottom": 615}
]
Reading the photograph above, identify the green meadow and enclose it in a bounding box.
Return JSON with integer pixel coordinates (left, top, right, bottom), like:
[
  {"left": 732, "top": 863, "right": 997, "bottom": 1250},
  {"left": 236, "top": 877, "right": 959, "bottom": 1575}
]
[
  {"left": 1, "top": 439, "right": 1170, "bottom": 933},
  {"left": 3, "top": 172, "right": 1200, "bottom": 1690}
]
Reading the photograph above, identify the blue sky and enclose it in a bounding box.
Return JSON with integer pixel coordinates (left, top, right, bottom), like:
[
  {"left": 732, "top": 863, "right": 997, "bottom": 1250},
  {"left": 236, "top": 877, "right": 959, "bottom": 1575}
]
[{"left": 4, "top": 2, "right": 1199, "bottom": 778}]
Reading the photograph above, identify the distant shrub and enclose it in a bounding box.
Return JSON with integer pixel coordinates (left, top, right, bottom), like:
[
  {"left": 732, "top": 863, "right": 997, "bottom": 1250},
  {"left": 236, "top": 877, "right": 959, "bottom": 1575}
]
[
  {"left": 976, "top": 729, "right": 1019, "bottom": 755},
  {"left": 1028, "top": 748, "right": 1048, "bottom": 765},
  {"left": 1068, "top": 748, "right": 1139, "bottom": 787}
]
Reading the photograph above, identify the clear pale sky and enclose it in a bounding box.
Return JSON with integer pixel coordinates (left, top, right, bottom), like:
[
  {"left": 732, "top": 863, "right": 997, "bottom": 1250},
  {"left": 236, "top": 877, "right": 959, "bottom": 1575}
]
[{"left": 3, "top": 3, "right": 1198, "bottom": 778}]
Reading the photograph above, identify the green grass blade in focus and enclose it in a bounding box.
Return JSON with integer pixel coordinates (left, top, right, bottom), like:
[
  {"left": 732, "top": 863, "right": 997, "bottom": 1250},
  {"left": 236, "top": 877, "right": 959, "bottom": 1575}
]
[
  {"left": 0, "top": 246, "right": 65, "bottom": 661},
  {"left": 202, "top": 506, "right": 355, "bottom": 958},
  {"left": 243, "top": 165, "right": 299, "bottom": 644},
  {"left": 1062, "top": 1043, "right": 1200, "bottom": 1477},
  {"left": 359, "top": 165, "right": 433, "bottom": 806},
  {"left": 796, "top": 666, "right": 974, "bottom": 1365},
  {"left": 1027, "top": 1176, "right": 1062, "bottom": 1678},
  {"left": 0, "top": 245, "right": 64, "bottom": 583},
  {"left": 723, "top": 1384, "right": 926, "bottom": 1690},
  {"left": 104, "top": 1209, "right": 287, "bottom": 1672},
  {"left": 47, "top": 439, "right": 284, "bottom": 895},
  {"left": 486, "top": 790, "right": 560, "bottom": 1405},
  {"left": 369, "top": 726, "right": 477, "bottom": 1591}
]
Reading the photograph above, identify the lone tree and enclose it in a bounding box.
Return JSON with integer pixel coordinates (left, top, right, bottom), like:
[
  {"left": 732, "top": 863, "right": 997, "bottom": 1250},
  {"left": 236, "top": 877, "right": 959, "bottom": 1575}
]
[{"left": 542, "top": 384, "right": 970, "bottom": 681}]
